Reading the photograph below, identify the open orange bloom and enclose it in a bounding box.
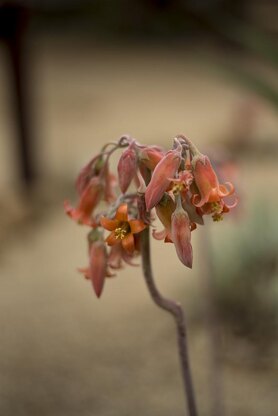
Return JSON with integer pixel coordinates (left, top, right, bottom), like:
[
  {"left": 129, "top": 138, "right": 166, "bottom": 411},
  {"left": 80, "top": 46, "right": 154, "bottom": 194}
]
[{"left": 100, "top": 204, "right": 146, "bottom": 254}]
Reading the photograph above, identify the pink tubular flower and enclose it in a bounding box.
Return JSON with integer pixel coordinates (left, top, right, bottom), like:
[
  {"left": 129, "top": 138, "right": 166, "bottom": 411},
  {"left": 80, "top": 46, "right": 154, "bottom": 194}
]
[
  {"left": 191, "top": 154, "right": 235, "bottom": 208},
  {"left": 171, "top": 199, "right": 193, "bottom": 268},
  {"left": 64, "top": 176, "right": 102, "bottom": 225},
  {"left": 145, "top": 148, "right": 181, "bottom": 211},
  {"left": 117, "top": 143, "right": 137, "bottom": 193},
  {"left": 79, "top": 241, "right": 108, "bottom": 298}
]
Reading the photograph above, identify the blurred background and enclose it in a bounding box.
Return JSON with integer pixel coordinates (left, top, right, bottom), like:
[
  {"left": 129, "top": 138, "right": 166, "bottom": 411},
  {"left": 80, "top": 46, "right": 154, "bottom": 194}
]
[{"left": 0, "top": 1, "right": 277, "bottom": 415}]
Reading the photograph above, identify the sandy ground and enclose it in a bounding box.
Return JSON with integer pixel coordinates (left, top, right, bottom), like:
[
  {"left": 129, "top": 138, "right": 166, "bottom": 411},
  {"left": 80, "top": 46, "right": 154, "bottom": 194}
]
[{"left": 0, "top": 36, "right": 277, "bottom": 415}]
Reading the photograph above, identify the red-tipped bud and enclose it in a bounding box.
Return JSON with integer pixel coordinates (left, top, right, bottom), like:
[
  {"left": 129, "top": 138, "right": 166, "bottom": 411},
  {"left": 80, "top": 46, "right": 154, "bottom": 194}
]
[
  {"left": 171, "top": 199, "right": 193, "bottom": 268},
  {"left": 117, "top": 144, "right": 137, "bottom": 193},
  {"left": 145, "top": 148, "right": 181, "bottom": 211},
  {"left": 89, "top": 241, "right": 107, "bottom": 298}
]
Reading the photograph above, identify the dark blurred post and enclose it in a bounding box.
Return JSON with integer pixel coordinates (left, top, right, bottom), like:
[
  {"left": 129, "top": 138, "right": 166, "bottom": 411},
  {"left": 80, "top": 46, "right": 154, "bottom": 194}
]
[{"left": 0, "top": 3, "right": 36, "bottom": 189}]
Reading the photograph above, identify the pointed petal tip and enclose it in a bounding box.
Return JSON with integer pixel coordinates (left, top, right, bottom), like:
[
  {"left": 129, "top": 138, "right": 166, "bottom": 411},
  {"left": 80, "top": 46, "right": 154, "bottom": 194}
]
[
  {"left": 92, "top": 277, "right": 104, "bottom": 298},
  {"left": 179, "top": 253, "right": 193, "bottom": 269},
  {"left": 95, "top": 290, "right": 102, "bottom": 298},
  {"left": 115, "top": 204, "right": 129, "bottom": 222}
]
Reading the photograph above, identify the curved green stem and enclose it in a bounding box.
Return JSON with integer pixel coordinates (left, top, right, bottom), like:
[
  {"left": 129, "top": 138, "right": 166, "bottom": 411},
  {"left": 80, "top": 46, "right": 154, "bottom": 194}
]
[{"left": 141, "top": 227, "right": 198, "bottom": 416}]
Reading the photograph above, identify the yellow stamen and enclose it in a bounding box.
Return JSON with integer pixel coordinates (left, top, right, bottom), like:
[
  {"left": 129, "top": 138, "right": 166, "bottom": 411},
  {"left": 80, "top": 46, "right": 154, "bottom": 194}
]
[
  {"left": 172, "top": 183, "right": 184, "bottom": 195},
  {"left": 211, "top": 202, "right": 221, "bottom": 212},
  {"left": 212, "top": 213, "right": 223, "bottom": 222},
  {"left": 115, "top": 227, "right": 127, "bottom": 240}
]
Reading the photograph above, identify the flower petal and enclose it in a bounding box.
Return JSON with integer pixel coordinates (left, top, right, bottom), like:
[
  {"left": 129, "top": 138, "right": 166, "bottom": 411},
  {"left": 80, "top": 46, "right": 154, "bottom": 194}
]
[
  {"left": 192, "top": 193, "right": 208, "bottom": 208},
  {"left": 106, "top": 231, "right": 120, "bottom": 246},
  {"left": 182, "top": 194, "right": 204, "bottom": 225},
  {"left": 152, "top": 228, "right": 167, "bottom": 240},
  {"left": 115, "top": 204, "right": 129, "bottom": 222},
  {"left": 122, "top": 250, "right": 139, "bottom": 266},
  {"left": 122, "top": 233, "right": 135, "bottom": 254},
  {"left": 218, "top": 182, "right": 235, "bottom": 197},
  {"left": 100, "top": 216, "right": 119, "bottom": 231},
  {"left": 108, "top": 245, "right": 123, "bottom": 269},
  {"left": 225, "top": 196, "right": 238, "bottom": 210},
  {"left": 129, "top": 219, "right": 146, "bottom": 234},
  {"left": 78, "top": 267, "right": 91, "bottom": 280}
]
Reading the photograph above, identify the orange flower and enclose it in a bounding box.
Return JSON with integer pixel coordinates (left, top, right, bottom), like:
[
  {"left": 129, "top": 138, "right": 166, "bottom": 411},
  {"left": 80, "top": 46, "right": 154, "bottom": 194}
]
[{"left": 100, "top": 204, "right": 146, "bottom": 254}]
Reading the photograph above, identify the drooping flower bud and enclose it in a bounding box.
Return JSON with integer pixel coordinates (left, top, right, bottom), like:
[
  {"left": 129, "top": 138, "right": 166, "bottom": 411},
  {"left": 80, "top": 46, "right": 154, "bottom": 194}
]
[
  {"left": 117, "top": 144, "right": 137, "bottom": 193},
  {"left": 145, "top": 148, "right": 181, "bottom": 211},
  {"left": 171, "top": 197, "right": 193, "bottom": 268},
  {"left": 89, "top": 241, "right": 107, "bottom": 298}
]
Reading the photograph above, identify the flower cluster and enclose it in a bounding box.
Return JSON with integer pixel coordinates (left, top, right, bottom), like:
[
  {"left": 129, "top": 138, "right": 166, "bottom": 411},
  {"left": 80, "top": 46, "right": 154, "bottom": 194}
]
[{"left": 64, "top": 135, "right": 237, "bottom": 297}]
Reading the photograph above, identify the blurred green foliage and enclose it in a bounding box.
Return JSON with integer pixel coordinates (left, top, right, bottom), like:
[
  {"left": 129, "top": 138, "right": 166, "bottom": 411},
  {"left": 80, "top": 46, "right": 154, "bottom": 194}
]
[{"left": 212, "top": 201, "right": 278, "bottom": 349}]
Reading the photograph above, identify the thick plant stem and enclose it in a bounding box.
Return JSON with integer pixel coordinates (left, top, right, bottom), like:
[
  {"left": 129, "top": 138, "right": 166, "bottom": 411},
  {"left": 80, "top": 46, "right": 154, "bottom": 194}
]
[{"left": 141, "top": 227, "right": 198, "bottom": 416}]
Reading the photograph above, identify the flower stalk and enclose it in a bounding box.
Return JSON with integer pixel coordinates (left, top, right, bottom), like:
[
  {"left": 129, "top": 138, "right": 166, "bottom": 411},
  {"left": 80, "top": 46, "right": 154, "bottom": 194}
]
[
  {"left": 141, "top": 226, "right": 198, "bottom": 416},
  {"left": 64, "top": 134, "right": 237, "bottom": 414}
]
